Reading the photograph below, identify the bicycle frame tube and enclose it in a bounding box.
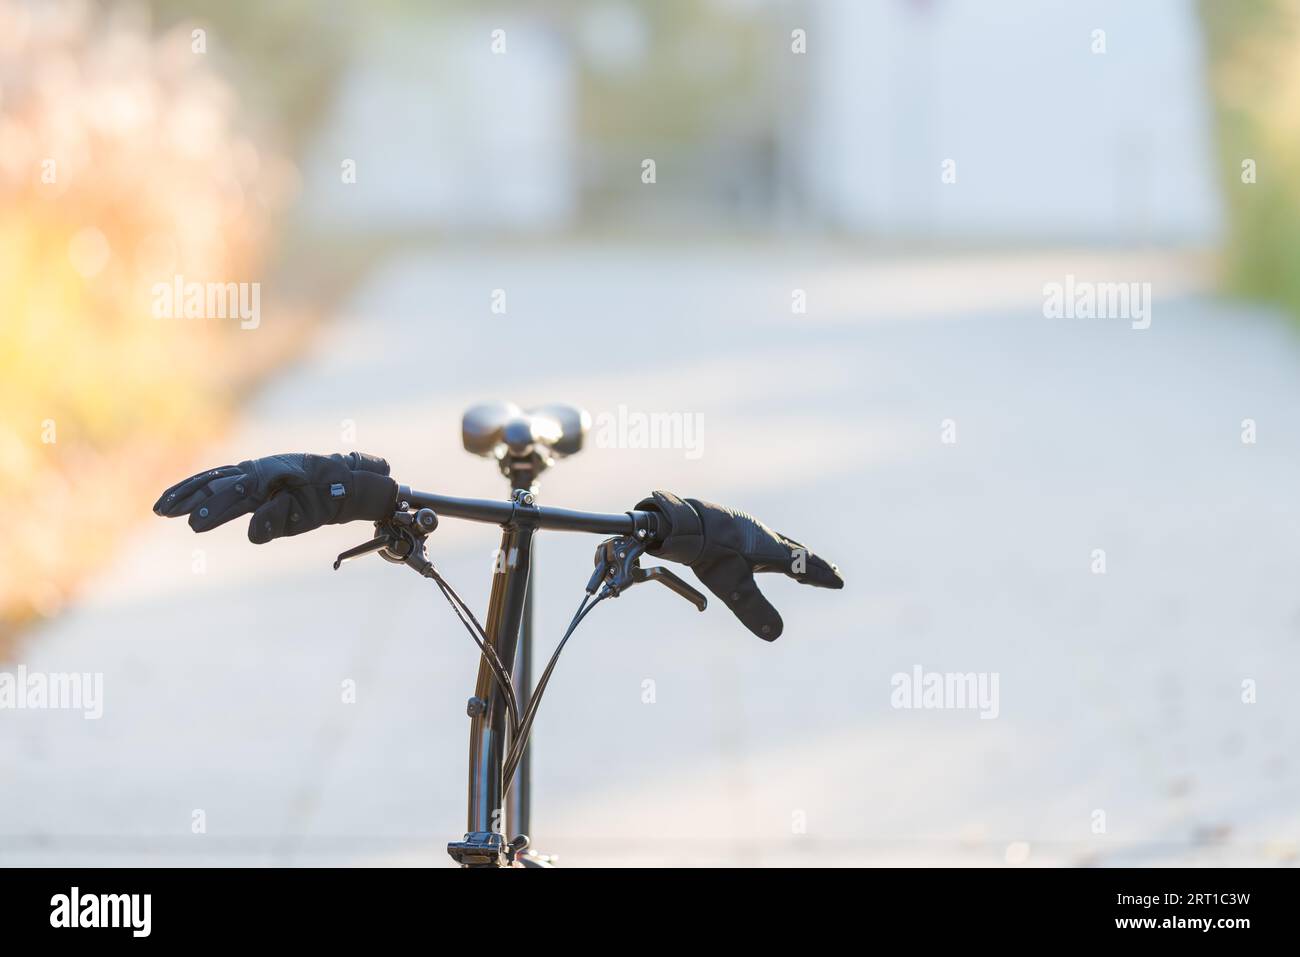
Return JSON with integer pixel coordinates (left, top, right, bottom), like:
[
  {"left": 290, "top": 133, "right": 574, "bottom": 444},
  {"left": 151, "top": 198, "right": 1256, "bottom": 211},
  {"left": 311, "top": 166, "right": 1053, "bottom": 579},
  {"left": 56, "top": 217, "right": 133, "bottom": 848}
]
[
  {"left": 507, "top": 571, "right": 533, "bottom": 837},
  {"left": 466, "top": 520, "right": 534, "bottom": 838},
  {"left": 504, "top": 465, "right": 535, "bottom": 843}
]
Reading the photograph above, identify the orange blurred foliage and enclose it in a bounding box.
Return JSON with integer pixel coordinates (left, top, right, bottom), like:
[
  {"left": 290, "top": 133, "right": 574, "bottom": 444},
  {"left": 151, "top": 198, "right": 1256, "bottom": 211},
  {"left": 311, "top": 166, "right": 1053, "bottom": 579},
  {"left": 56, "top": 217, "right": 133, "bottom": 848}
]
[{"left": 0, "top": 0, "right": 295, "bottom": 641}]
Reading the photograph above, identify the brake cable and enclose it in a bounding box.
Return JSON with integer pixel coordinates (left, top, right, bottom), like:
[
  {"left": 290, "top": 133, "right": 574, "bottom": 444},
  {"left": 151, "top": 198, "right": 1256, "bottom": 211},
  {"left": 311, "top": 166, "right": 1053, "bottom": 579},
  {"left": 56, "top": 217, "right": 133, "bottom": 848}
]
[
  {"left": 500, "top": 533, "right": 709, "bottom": 788},
  {"left": 333, "top": 512, "right": 700, "bottom": 793},
  {"left": 502, "top": 591, "right": 607, "bottom": 788},
  {"left": 430, "top": 573, "right": 606, "bottom": 790},
  {"left": 425, "top": 567, "right": 522, "bottom": 737}
]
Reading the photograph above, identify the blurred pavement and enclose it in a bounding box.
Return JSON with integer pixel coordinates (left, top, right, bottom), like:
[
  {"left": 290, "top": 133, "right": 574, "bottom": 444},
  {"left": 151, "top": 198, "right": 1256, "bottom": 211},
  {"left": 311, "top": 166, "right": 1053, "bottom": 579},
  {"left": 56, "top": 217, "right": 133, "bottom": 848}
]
[{"left": 3, "top": 244, "right": 1299, "bottom": 866}]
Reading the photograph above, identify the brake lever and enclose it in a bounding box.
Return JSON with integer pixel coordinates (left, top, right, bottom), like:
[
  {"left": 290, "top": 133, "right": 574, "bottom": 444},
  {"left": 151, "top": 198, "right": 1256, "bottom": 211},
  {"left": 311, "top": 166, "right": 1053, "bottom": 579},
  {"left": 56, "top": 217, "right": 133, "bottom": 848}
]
[
  {"left": 332, "top": 535, "right": 389, "bottom": 570},
  {"left": 633, "top": 565, "right": 707, "bottom": 612}
]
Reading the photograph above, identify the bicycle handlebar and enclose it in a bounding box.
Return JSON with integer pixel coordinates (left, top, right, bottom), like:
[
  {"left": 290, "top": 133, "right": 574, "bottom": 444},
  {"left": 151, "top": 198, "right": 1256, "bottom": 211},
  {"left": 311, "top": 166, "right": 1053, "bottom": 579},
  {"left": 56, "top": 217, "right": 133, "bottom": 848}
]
[{"left": 396, "top": 485, "right": 663, "bottom": 540}]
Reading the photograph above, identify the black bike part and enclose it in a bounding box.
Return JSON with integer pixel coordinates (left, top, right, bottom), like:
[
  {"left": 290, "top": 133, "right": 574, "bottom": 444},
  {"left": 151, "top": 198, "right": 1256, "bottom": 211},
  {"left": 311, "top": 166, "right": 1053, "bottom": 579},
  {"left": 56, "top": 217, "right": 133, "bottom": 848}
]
[
  {"left": 638, "top": 565, "right": 708, "bottom": 611},
  {"left": 398, "top": 487, "right": 661, "bottom": 539},
  {"left": 588, "top": 536, "right": 708, "bottom": 611}
]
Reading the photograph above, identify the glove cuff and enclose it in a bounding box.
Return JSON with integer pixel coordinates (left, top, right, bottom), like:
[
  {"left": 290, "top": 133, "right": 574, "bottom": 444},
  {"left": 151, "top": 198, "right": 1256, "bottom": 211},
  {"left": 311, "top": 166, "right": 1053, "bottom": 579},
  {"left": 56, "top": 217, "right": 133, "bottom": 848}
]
[{"left": 637, "top": 490, "right": 705, "bottom": 564}]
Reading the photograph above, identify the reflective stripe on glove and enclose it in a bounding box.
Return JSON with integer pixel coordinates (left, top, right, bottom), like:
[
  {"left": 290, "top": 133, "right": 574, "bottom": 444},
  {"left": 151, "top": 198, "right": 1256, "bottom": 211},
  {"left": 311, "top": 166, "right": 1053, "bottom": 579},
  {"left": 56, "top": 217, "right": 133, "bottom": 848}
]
[
  {"left": 153, "top": 452, "right": 398, "bottom": 543},
  {"left": 636, "top": 491, "right": 843, "bottom": 641}
]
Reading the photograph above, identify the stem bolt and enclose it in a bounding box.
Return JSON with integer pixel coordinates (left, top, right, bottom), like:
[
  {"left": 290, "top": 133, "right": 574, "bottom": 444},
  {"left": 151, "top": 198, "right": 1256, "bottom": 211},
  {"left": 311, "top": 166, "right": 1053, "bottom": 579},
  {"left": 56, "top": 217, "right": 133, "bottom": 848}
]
[{"left": 466, "top": 696, "right": 487, "bottom": 717}]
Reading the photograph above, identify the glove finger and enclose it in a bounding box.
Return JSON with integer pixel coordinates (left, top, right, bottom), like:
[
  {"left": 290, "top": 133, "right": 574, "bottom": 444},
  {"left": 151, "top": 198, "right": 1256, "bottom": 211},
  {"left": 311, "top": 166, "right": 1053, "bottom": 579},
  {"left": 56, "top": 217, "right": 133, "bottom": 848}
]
[
  {"left": 247, "top": 493, "right": 295, "bottom": 544},
  {"left": 777, "top": 534, "right": 844, "bottom": 589},
  {"left": 802, "top": 552, "right": 843, "bottom": 588},
  {"left": 153, "top": 466, "right": 240, "bottom": 515},
  {"left": 171, "top": 472, "right": 250, "bottom": 517},
  {"left": 349, "top": 452, "right": 391, "bottom": 477},
  {"left": 187, "top": 476, "right": 256, "bottom": 532},
  {"left": 694, "top": 555, "right": 784, "bottom": 641}
]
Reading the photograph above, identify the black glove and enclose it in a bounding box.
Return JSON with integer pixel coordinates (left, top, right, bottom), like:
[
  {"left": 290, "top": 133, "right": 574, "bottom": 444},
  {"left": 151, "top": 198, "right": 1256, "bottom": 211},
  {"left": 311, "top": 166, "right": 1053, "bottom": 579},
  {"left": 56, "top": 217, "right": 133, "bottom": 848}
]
[
  {"left": 636, "top": 491, "right": 843, "bottom": 641},
  {"left": 154, "top": 452, "right": 398, "bottom": 544}
]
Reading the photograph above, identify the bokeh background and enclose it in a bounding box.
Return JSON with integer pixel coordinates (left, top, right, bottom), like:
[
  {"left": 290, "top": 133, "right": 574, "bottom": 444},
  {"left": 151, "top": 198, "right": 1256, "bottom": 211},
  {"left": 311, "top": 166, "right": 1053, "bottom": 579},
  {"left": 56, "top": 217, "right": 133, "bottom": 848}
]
[{"left": 2, "top": 0, "right": 1298, "bottom": 866}]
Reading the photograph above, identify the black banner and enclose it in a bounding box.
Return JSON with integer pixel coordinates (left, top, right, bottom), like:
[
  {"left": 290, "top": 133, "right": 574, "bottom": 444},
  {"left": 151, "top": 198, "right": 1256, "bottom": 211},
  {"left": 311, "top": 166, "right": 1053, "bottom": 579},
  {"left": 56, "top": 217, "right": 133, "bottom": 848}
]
[{"left": 0, "top": 866, "right": 1282, "bottom": 943}]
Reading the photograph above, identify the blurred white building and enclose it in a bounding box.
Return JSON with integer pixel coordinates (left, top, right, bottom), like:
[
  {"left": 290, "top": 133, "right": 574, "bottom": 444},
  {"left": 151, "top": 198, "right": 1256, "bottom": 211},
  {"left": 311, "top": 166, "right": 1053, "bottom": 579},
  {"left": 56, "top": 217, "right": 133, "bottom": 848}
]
[
  {"left": 302, "top": 18, "right": 577, "bottom": 233},
  {"left": 301, "top": 1, "right": 1222, "bottom": 245},
  {"left": 801, "top": 0, "right": 1223, "bottom": 243}
]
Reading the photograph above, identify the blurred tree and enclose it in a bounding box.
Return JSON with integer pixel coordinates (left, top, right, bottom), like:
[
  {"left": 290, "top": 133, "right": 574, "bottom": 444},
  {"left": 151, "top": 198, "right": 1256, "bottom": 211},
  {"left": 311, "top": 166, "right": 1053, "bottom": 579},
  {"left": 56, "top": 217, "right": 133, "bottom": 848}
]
[
  {"left": 1200, "top": 0, "right": 1300, "bottom": 317},
  {"left": 0, "top": 0, "right": 294, "bottom": 647},
  {"left": 144, "top": 0, "right": 352, "bottom": 148}
]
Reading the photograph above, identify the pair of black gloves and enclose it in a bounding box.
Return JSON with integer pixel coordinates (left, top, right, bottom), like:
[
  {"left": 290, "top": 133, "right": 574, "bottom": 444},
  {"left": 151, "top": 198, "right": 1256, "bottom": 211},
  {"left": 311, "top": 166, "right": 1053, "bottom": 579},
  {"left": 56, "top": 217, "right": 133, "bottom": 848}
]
[{"left": 154, "top": 452, "right": 842, "bottom": 640}]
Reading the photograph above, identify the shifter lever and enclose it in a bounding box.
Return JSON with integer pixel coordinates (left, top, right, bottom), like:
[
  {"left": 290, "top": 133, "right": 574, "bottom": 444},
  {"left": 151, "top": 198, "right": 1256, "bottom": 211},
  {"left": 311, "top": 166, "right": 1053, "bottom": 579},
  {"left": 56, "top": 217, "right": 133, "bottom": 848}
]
[
  {"left": 587, "top": 537, "right": 645, "bottom": 595},
  {"left": 333, "top": 508, "right": 439, "bottom": 571},
  {"left": 587, "top": 537, "right": 707, "bottom": 611}
]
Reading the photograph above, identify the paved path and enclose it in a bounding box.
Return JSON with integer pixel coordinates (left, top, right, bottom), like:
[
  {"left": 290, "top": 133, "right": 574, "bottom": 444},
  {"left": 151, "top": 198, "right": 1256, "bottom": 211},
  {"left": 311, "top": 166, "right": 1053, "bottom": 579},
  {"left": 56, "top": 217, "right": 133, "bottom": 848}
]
[{"left": 3, "top": 245, "right": 1298, "bottom": 866}]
